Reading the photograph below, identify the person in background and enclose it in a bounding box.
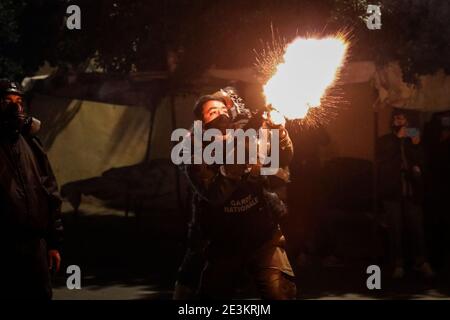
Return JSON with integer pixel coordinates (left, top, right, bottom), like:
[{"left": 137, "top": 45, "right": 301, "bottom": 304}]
[
  {"left": 0, "top": 79, "right": 63, "bottom": 299},
  {"left": 376, "top": 108, "right": 434, "bottom": 279}
]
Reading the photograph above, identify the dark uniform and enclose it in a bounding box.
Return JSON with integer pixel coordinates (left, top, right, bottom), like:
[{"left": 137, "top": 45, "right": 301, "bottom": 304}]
[
  {"left": 0, "top": 80, "right": 63, "bottom": 299},
  {"left": 377, "top": 131, "right": 426, "bottom": 267},
  {"left": 179, "top": 115, "right": 296, "bottom": 299}
]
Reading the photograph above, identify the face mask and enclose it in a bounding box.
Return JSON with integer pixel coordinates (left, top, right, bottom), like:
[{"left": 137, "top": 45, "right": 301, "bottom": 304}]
[
  {"left": 0, "top": 101, "right": 27, "bottom": 141},
  {"left": 392, "top": 124, "right": 403, "bottom": 133},
  {"left": 205, "top": 114, "right": 231, "bottom": 133}
]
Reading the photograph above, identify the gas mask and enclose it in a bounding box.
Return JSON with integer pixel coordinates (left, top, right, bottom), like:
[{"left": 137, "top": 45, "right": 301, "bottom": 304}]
[
  {"left": 0, "top": 98, "right": 30, "bottom": 141},
  {"left": 205, "top": 114, "right": 231, "bottom": 134},
  {"left": 392, "top": 124, "right": 403, "bottom": 133},
  {"left": 1, "top": 100, "right": 25, "bottom": 134}
]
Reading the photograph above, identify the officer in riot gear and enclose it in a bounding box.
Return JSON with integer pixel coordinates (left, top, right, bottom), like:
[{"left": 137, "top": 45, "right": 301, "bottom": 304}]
[
  {"left": 174, "top": 87, "right": 296, "bottom": 299},
  {"left": 0, "top": 79, "right": 63, "bottom": 299}
]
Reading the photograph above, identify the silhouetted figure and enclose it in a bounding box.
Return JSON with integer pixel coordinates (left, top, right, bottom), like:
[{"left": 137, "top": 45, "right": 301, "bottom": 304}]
[
  {"left": 376, "top": 109, "right": 433, "bottom": 279},
  {"left": 0, "top": 80, "right": 63, "bottom": 299}
]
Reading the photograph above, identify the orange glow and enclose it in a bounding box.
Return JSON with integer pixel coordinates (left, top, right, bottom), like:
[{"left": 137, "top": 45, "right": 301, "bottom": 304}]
[
  {"left": 263, "top": 35, "right": 348, "bottom": 119},
  {"left": 268, "top": 109, "right": 286, "bottom": 126}
]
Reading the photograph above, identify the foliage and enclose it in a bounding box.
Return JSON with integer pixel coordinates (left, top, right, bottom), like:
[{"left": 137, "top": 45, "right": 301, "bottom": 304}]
[{"left": 0, "top": 0, "right": 449, "bottom": 84}]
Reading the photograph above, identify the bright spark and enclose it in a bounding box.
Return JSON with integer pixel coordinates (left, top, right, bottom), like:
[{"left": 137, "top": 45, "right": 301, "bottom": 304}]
[{"left": 263, "top": 35, "right": 349, "bottom": 120}]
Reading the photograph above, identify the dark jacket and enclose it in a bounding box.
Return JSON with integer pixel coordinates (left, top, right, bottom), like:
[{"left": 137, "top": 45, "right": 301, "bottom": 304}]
[
  {"left": 183, "top": 124, "right": 293, "bottom": 256},
  {"left": 0, "top": 134, "right": 63, "bottom": 249},
  {"left": 376, "top": 132, "right": 424, "bottom": 202}
]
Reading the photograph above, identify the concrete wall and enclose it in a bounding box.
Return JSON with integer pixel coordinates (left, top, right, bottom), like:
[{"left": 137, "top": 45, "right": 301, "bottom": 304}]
[{"left": 323, "top": 82, "right": 378, "bottom": 162}]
